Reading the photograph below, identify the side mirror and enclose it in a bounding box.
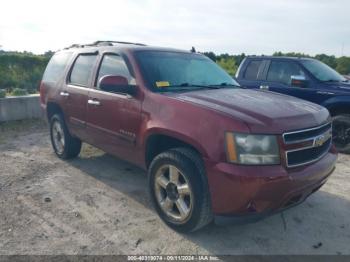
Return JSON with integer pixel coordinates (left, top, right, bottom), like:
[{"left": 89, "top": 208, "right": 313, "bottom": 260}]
[
  {"left": 291, "top": 75, "right": 308, "bottom": 88},
  {"left": 98, "top": 75, "right": 137, "bottom": 96}
]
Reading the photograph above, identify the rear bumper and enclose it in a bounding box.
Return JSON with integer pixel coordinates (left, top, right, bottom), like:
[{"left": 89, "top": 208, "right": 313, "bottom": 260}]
[{"left": 204, "top": 150, "right": 337, "bottom": 218}]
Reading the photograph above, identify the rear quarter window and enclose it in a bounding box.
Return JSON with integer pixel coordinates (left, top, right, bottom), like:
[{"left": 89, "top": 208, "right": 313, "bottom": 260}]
[
  {"left": 42, "top": 52, "right": 72, "bottom": 83},
  {"left": 244, "top": 60, "right": 263, "bottom": 80}
]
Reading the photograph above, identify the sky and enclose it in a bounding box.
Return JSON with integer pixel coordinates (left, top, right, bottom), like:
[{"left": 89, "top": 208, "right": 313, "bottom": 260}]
[{"left": 0, "top": 0, "right": 349, "bottom": 56}]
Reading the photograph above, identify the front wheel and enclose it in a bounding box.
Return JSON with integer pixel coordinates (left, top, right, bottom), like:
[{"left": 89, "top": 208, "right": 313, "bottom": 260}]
[
  {"left": 148, "top": 148, "right": 213, "bottom": 232},
  {"left": 332, "top": 114, "right": 350, "bottom": 154},
  {"left": 50, "top": 114, "right": 82, "bottom": 159}
]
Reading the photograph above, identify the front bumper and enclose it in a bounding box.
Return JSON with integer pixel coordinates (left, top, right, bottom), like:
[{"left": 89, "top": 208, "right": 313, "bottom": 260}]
[{"left": 204, "top": 150, "right": 337, "bottom": 219}]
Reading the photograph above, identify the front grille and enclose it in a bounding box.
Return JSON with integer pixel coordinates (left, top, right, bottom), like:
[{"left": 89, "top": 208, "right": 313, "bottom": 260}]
[
  {"left": 287, "top": 138, "right": 331, "bottom": 167},
  {"left": 284, "top": 122, "right": 332, "bottom": 168},
  {"left": 283, "top": 122, "right": 332, "bottom": 144}
]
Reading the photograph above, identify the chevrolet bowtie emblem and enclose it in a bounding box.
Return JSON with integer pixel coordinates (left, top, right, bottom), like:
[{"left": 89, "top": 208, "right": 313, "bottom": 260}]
[{"left": 314, "top": 132, "right": 331, "bottom": 147}]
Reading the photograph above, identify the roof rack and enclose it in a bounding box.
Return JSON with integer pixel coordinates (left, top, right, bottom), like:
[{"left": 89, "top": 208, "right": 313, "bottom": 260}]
[{"left": 64, "top": 40, "right": 146, "bottom": 50}]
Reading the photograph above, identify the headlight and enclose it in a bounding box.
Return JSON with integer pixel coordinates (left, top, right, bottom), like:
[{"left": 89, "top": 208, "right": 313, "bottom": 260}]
[{"left": 225, "top": 132, "right": 280, "bottom": 165}]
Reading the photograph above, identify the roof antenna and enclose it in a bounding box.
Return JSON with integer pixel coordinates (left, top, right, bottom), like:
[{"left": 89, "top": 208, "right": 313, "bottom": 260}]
[{"left": 191, "top": 46, "right": 196, "bottom": 53}]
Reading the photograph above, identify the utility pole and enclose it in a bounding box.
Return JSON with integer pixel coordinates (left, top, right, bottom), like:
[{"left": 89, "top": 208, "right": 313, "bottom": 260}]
[{"left": 341, "top": 42, "right": 344, "bottom": 57}]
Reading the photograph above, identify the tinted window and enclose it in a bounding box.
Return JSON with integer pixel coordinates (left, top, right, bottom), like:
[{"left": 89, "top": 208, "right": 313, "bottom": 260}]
[
  {"left": 42, "top": 52, "right": 72, "bottom": 83},
  {"left": 135, "top": 51, "right": 239, "bottom": 92},
  {"left": 244, "top": 60, "right": 262, "bottom": 80},
  {"left": 69, "top": 54, "right": 97, "bottom": 87},
  {"left": 97, "top": 54, "right": 135, "bottom": 86},
  {"left": 267, "top": 61, "right": 305, "bottom": 85}
]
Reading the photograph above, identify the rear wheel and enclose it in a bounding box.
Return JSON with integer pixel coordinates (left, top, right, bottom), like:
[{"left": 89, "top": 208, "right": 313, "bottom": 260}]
[
  {"left": 50, "top": 114, "right": 81, "bottom": 159},
  {"left": 148, "top": 148, "right": 213, "bottom": 232},
  {"left": 332, "top": 114, "right": 350, "bottom": 154}
]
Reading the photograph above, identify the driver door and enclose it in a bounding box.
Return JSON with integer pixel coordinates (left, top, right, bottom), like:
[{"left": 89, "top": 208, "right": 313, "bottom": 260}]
[{"left": 261, "top": 60, "right": 330, "bottom": 104}]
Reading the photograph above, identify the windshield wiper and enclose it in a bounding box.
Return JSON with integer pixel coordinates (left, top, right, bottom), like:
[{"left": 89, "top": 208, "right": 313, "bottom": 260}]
[
  {"left": 210, "top": 82, "right": 241, "bottom": 88},
  {"left": 158, "top": 83, "right": 221, "bottom": 91},
  {"left": 156, "top": 82, "right": 240, "bottom": 93}
]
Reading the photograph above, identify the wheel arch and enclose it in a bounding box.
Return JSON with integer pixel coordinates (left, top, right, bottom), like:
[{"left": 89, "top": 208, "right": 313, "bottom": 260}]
[
  {"left": 46, "top": 101, "right": 64, "bottom": 121},
  {"left": 322, "top": 97, "right": 350, "bottom": 116},
  {"left": 327, "top": 104, "right": 350, "bottom": 117},
  {"left": 144, "top": 129, "right": 208, "bottom": 169}
]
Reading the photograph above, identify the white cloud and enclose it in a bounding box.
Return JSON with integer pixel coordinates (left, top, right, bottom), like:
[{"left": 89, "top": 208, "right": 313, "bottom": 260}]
[{"left": 0, "top": 0, "right": 349, "bottom": 56}]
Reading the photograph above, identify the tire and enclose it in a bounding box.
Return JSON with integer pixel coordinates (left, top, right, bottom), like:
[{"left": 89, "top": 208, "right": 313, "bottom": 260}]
[
  {"left": 50, "top": 113, "right": 82, "bottom": 159},
  {"left": 332, "top": 114, "right": 350, "bottom": 154},
  {"left": 148, "top": 147, "right": 213, "bottom": 232}
]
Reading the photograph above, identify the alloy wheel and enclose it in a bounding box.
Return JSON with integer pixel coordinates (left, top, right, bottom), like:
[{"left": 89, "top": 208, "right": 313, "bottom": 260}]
[
  {"left": 333, "top": 120, "right": 350, "bottom": 149},
  {"left": 154, "top": 164, "right": 193, "bottom": 223},
  {"left": 52, "top": 120, "right": 65, "bottom": 154}
]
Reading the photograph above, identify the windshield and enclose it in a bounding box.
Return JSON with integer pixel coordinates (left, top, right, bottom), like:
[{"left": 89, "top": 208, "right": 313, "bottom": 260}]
[
  {"left": 301, "top": 59, "right": 346, "bottom": 82},
  {"left": 135, "top": 51, "right": 240, "bottom": 92}
]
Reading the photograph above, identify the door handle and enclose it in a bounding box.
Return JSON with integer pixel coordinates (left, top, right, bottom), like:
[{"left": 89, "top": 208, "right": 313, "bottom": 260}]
[
  {"left": 260, "top": 85, "right": 269, "bottom": 90},
  {"left": 88, "top": 99, "right": 101, "bottom": 106},
  {"left": 60, "top": 91, "right": 70, "bottom": 97}
]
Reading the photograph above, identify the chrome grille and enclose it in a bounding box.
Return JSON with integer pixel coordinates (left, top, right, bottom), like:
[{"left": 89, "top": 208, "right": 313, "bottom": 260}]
[{"left": 283, "top": 122, "right": 332, "bottom": 168}]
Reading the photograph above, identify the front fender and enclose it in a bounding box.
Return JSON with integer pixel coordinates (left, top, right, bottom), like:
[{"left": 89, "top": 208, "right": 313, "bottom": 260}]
[
  {"left": 321, "top": 96, "right": 350, "bottom": 112},
  {"left": 142, "top": 127, "right": 209, "bottom": 159}
]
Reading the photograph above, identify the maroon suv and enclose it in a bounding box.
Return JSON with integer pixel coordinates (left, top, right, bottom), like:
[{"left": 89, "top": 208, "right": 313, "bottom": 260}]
[{"left": 40, "top": 41, "right": 337, "bottom": 232}]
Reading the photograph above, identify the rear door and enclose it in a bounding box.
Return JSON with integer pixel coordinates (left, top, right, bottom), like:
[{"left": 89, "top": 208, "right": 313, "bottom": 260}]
[
  {"left": 86, "top": 52, "right": 142, "bottom": 161},
  {"left": 236, "top": 59, "right": 268, "bottom": 89},
  {"left": 64, "top": 52, "right": 98, "bottom": 140}
]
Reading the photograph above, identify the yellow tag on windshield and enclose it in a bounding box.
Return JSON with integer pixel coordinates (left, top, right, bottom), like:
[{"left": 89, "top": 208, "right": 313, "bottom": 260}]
[{"left": 156, "top": 81, "right": 170, "bottom": 88}]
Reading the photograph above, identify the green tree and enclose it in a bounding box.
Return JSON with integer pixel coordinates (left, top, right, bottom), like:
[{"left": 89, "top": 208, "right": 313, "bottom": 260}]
[
  {"left": 335, "top": 57, "right": 350, "bottom": 75},
  {"left": 273, "top": 51, "right": 311, "bottom": 58},
  {"left": 315, "top": 54, "right": 337, "bottom": 69},
  {"left": 233, "top": 53, "right": 246, "bottom": 67},
  {"left": 203, "top": 51, "right": 216, "bottom": 61},
  {"left": 217, "top": 57, "right": 238, "bottom": 76},
  {"left": 0, "top": 51, "right": 51, "bottom": 92}
]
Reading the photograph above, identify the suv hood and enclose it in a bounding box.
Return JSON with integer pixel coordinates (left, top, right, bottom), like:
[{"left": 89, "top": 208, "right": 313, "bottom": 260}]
[{"left": 168, "top": 88, "right": 329, "bottom": 134}]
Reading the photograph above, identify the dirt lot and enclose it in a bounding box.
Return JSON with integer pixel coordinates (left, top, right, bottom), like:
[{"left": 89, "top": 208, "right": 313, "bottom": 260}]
[{"left": 0, "top": 120, "right": 349, "bottom": 255}]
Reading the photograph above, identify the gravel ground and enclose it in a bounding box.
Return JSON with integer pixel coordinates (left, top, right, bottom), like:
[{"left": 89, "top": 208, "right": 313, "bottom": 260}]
[{"left": 0, "top": 120, "right": 349, "bottom": 255}]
